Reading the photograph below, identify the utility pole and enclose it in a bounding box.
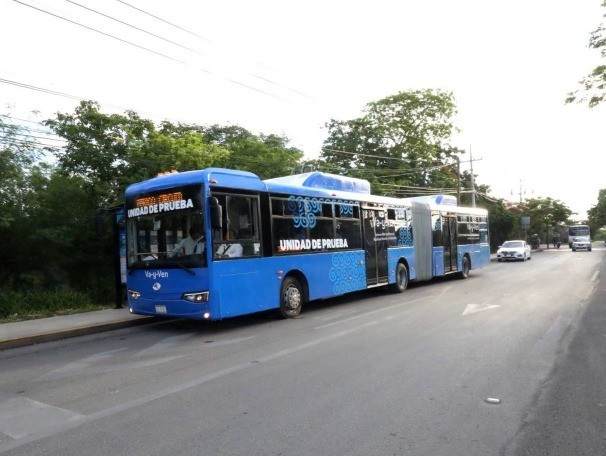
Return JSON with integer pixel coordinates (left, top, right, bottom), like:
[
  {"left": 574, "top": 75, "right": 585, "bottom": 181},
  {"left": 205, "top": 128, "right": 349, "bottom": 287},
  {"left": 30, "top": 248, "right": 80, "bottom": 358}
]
[
  {"left": 469, "top": 146, "right": 476, "bottom": 207},
  {"left": 515, "top": 179, "right": 526, "bottom": 205},
  {"left": 512, "top": 180, "right": 534, "bottom": 205},
  {"left": 455, "top": 156, "right": 461, "bottom": 204}
]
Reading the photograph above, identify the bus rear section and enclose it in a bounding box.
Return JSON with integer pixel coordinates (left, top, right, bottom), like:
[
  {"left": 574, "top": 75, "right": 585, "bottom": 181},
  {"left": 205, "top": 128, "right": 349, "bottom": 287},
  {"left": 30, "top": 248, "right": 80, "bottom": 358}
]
[{"left": 407, "top": 196, "right": 490, "bottom": 280}]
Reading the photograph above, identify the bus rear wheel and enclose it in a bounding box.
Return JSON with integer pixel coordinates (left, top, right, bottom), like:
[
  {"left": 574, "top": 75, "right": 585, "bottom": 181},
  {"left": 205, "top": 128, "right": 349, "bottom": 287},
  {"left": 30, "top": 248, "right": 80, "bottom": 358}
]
[
  {"left": 458, "top": 256, "right": 470, "bottom": 279},
  {"left": 391, "top": 262, "right": 408, "bottom": 293},
  {"left": 279, "top": 276, "right": 304, "bottom": 318}
]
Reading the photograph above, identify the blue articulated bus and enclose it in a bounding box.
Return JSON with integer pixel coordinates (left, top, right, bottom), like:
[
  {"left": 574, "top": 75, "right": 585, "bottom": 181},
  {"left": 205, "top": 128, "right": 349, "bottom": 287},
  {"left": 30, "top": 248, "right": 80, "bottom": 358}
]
[{"left": 125, "top": 168, "right": 490, "bottom": 320}]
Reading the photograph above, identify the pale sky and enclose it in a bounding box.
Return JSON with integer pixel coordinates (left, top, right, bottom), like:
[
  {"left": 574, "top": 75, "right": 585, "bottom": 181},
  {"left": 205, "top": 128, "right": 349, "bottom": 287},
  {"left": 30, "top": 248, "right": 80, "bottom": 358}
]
[{"left": 1, "top": 0, "right": 605, "bottom": 219}]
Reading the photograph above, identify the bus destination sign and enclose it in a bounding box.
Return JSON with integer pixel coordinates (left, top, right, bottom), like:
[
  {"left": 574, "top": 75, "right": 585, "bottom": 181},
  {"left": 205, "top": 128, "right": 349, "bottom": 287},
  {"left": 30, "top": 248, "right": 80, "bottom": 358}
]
[{"left": 127, "top": 191, "right": 194, "bottom": 217}]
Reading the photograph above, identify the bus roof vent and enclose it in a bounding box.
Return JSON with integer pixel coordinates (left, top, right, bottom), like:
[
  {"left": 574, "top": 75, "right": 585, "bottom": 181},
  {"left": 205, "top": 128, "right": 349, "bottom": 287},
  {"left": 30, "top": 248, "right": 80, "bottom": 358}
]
[{"left": 265, "top": 172, "right": 371, "bottom": 195}]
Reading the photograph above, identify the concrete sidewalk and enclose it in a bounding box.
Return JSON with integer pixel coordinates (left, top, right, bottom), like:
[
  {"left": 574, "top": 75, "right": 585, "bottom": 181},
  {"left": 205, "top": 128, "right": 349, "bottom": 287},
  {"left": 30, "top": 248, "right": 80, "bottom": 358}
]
[{"left": 0, "top": 308, "right": 158, "bottom": 351}]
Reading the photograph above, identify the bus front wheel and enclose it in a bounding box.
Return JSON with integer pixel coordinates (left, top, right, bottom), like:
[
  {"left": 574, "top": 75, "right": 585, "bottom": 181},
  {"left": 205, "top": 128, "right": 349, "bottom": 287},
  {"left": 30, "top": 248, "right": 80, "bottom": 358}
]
[
  {"left": 279, "top": 277, "right": 304, "bottom": 318},
  {"left": 391, "top": 262, "right": 408, "bottom": 293}
]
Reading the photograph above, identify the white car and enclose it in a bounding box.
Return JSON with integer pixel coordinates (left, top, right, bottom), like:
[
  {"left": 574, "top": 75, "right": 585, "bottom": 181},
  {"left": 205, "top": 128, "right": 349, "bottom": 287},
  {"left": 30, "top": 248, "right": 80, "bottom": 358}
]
[
  {"left": 497, "top": 240, "right": 532, "bottom": 262},
  {"left": 571, "top": 236, "right": 592, "bottom": 252}
]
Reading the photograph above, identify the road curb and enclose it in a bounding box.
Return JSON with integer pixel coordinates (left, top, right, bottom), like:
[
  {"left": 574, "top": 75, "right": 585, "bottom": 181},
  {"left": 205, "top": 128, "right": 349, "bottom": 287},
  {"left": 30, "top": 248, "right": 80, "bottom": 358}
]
[{"left": 0, "top": 316, "right": 161, "bottom": 351}]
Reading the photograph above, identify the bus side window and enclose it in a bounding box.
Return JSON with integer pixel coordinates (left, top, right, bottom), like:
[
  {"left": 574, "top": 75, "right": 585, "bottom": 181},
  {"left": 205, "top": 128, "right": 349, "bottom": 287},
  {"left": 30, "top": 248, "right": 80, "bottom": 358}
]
[{"left": 212, "top": 193, "right": 261, "bottom": 258}]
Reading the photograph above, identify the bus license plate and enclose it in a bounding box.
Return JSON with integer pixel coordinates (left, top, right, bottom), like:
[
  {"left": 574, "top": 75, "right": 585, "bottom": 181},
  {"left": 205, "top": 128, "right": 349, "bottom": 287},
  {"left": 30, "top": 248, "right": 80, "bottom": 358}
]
[{"left": 155, "top": 305, "right": 167, "bottom": 314}]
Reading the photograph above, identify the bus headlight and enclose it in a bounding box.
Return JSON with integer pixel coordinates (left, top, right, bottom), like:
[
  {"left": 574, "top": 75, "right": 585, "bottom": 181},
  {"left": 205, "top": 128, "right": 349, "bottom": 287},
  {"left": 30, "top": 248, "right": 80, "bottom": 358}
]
[
  {"left": 182, "top": 291, "right": 209, "bottom": 303},
  {"left": 129, "top": 290, "right": 141, "bottom": 299}
]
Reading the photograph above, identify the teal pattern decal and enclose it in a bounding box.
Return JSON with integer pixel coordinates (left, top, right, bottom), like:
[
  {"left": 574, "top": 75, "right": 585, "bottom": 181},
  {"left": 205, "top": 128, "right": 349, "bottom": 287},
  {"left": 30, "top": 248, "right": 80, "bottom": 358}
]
[
  {"left": 288, "top": 195, "right": 355, "bottom": 229},
  {"left": 329, "top": 251, "right": 365, "bottom": 294},
  {"left": 398, "top": 226, "right": 413, "bottom": 247}
]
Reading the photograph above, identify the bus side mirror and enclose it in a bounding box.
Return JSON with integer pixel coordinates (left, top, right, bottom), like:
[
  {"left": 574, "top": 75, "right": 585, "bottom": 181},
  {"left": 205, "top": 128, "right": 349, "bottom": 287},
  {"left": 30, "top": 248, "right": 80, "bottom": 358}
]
[{"left": 209, "top": 197, "right": 223, "bottom": 230}]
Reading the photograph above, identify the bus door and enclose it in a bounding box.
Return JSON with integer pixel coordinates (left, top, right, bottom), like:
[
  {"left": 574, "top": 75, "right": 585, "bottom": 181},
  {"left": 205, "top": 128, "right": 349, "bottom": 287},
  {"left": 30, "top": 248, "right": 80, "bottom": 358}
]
[
  {"left": 443, "top": 216, "right": 458, "bottom": 273},
  {"left": 363, "top": 208, "right": 389, "bottom": 286}
]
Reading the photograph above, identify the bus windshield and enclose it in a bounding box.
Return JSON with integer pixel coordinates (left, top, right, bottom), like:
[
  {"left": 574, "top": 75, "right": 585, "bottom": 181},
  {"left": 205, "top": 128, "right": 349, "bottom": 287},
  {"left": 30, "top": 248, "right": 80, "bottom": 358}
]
[
  {"left": 125, "top": 185, "right": 206, "bottom": 269},
  {"left": 569, "top": 225, "right": 590, "bottom": 237}
]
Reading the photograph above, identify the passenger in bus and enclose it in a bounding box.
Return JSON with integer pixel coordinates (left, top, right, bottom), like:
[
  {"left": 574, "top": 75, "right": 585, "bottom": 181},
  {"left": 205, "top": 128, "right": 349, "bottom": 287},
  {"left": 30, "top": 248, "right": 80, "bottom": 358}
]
[
  {"left": 215, "top": 230, "right": 243, "bottom": 258},
  {"left": 171, "top": 227, "right": 204, "bottom": 257}
]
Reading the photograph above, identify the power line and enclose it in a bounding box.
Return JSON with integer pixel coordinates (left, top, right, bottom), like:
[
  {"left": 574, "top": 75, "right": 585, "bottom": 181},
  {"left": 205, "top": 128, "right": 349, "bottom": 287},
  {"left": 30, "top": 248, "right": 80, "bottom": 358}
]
[
  {"left": 0, "top": 114, "right": 46, "bottom": 125},
  {"left": 0, "top": 76, "right": 85, "bottom": 102},
  {"left": 115, "top": 0, "right": 211, "bottom": 42},
  {"left": 376, "top": 182, "right": 458, "bottom": 191},
  {"left": 321, "top": 147, "right": 460, "bottom": 166},
  {"left": 12, "top": 0, "right": 290, "bottom": 102},
  {"left": 112, "top": 0, "right": 314, "bottom": 101},
  {"left": 66, "top": 0, "right": 315, "bottom": 100},
  {"left": 322, "top": 148, "right": 410, "bottom": 163},
  {"left": 65, "top": 0, "right": 201, "bottom": 56},
  {"left": 13, "top": 0, "right": 186, "bottom": 65},
  {"left": 10, "top": 132, "right": 67, "bottom": 142},
  {"left": 0, "top": 137, "right": 64, "bottom": 150}
]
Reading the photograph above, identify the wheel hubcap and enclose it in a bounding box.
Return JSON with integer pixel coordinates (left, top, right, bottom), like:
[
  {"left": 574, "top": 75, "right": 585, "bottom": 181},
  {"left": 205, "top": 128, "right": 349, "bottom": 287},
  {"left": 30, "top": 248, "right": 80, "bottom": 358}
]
[{"left": 284, "top": 286, "right": 301, "bottom": 310}]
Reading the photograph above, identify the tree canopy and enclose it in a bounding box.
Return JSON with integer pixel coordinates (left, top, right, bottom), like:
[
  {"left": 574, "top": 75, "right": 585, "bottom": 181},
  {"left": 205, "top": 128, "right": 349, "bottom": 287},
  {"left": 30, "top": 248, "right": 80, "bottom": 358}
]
[
  {"left": 567, "top": 1, "right": 606, "bottom": 106},
  {"left": 521, "top": 198, "right": 573, "bottom": 242},
  {"left": 320, "top": 89, "right": 461, "bottom": 196},
  {"left": 1, "top": 102, "right": 304, "bottom": 296},
  {"left": 588, "top": 189, "right": 606, "bottom": 230}
]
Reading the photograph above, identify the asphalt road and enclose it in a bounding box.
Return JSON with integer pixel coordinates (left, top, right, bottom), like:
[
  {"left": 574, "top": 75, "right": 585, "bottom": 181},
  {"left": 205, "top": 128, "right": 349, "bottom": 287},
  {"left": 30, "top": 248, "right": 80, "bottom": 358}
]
[{"left": 0, "top": 245, "right": 604, "bottom": 455}]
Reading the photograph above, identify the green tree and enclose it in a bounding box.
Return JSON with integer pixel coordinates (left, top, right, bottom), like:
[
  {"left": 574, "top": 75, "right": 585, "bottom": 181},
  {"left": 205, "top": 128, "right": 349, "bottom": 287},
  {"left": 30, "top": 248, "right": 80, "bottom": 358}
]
[
  {"left": 200, "top": 125, "right": 304, "bottom": 179},
  {"left": 483, "top": 198, "right": 516, "bottom": 251},
  {"left": 0, "top": 117, "right": 42, "bottom": 227},
  {"left": 127, "top": 128, "right": 231, "bottom": 185},
  {"left": 588, "top": 189, "right": 606, "bottom": 230},
  {"left": 44, "top": 101, "right": 156, "bottom": 207},
  {"left": 0, "top": 116, "right": 48, "bottom": 287},
  {"left": 523, "top": 197, "right": 572, "bottom": 244},
  {"left": 20, "top": 165, "right": 110, "bottom": 292},
  {"left": 321, "top": 89, "right": 460, "bottom": 195},
  {"left": 567, "top": 1, "right": 606, "bottom": 106}
]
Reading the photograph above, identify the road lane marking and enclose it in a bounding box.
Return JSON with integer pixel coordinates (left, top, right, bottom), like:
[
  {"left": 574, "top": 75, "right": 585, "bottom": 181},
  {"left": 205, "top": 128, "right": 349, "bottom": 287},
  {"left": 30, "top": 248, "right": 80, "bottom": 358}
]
[
  {"left": 0, "top": 396, "right": 84, "bottom": 440},
  {"left": 0, "top": 314, "right": 399, "bottom": 453},
  {"left": 462, "top": 303, "right": 501, "bottom": 316},
  {"left": 36, "top": 355, "right": 185, "bottom": 382},
  {"left": 314, "top": 296, "right": 434, "bottom": 329},
  {"left": 591, "top": 271, "right": 599, "bottom": 282},
  {"left": 136, "top": 334, "right": 194, "bottom": 356},
  {"left": 439, "top": 286, "right": 452, "bottom": 296}
]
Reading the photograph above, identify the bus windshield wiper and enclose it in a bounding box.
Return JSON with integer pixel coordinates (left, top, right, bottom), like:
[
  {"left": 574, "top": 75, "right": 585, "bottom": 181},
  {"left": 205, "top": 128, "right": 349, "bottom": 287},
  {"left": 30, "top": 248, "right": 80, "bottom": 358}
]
[{"left": 175, "top": 262, "right": 196, "bottom": 275}]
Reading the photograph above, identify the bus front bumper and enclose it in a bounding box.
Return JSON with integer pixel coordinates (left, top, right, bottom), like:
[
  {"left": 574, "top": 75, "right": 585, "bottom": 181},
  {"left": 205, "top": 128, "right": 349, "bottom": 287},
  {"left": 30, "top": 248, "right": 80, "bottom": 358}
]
[{"left": 128, "top": 297, "right": 212, "bottom": 319}]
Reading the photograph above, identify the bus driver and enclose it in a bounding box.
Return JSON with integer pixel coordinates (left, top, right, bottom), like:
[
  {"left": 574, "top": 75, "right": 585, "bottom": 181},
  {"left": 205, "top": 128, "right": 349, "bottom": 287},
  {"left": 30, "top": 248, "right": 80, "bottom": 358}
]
[{"left": 171, "top": 227, "right": 204, "bottom": 257}]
